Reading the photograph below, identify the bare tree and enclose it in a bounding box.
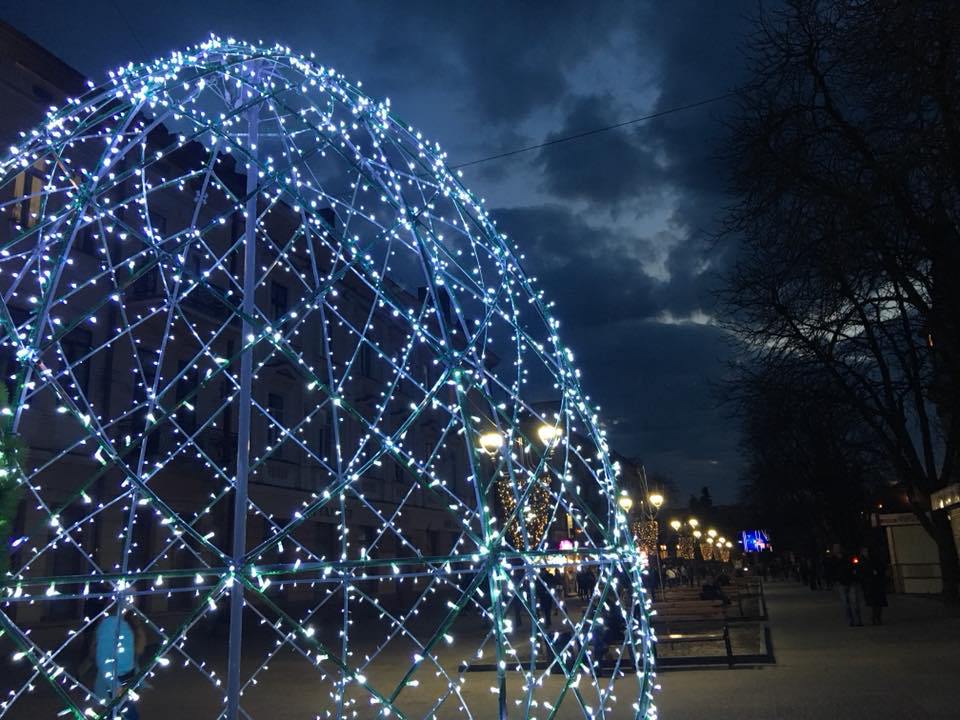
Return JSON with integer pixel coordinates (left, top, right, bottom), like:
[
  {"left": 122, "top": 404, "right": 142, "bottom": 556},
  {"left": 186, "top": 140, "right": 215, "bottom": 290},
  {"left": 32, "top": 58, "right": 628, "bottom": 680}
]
[
  {"left": 722, "top": 0, "right": 960, "bottom": 598},
  {"left": 733, "top": 365, "right": 879, "bottom": 557}
]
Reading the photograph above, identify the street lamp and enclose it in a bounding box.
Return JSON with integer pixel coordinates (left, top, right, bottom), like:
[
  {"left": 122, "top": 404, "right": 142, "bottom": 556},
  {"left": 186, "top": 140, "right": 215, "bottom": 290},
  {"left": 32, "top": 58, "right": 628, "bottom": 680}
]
[
  {"left": 688, "top": 517, "right": 699, "bottom": 529},
  {"left": 693, "top": 529, "right": 702, "bottom": 539},
  {"left": 478, "top": 431, "right": 504, "bottom": 455},
  {"left": 536, "top": 423, "right": 561, "bottom": 447},
  {"left": 643, "top": 489, "right": 666, "bottom": 600},
  {"left": 648, "top": 492, "right": 664, "bottom": 511},
  {"left": 618, "top": 492, "right": 634, "bottom": 514},
  {"left": 707, "top": 528, "right": 717, "bottom": 539},
  {"left": 669, "top": 519, "right": 682, "bottom": 531}
]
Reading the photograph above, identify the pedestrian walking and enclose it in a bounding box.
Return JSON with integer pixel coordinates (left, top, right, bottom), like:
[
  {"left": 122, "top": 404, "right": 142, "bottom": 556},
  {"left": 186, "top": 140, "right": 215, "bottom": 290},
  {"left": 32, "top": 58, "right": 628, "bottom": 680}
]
[
  {"left": 665, "top": 567, "right": 677, "bottom": 587},
  {"left": 861, "top": 548, "right": 888, "bottom": 626},
  {"left": 837, "top": 553, "right": 863, "bottom": 626},
  {"left": 537, "top": 568, "right": 558, "bottom": 629},
  {"left": 823, "top": 553, "right": 838, "bottom": 589},
  {"left": 584, "top": 567, "right": 596, "bottom": 598},
  {"left": 576, "top": 568, "right": 590, "bottom": 600}
]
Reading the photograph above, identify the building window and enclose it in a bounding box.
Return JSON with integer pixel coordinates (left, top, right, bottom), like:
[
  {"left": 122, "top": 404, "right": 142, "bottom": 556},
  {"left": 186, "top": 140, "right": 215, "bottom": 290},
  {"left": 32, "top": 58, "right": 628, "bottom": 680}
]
[
  {"left": 133, "top": 346, "right": 160, "bottom": 458},
  {"left": 147, "top": 212, "right": 167, "bottom": 243},
  {"left": 360, "top": 344, "right": 373, "bottom": 378},
  {"left": 10, "top": 165, "right": 45, "bottom": 227},
  {"left": 319, "top": 415, "right": 333, "bottom": 461},
  {"left": 134, "top": 347, "right": 158, "bottom": 406},
  {"left": 267, "top": 393, "right": 284, "bottom": 457},
  {"left": 131, "top": 266, "right": 159, "bottom": 297},
  {"left": 270, "top": 281, "right": 288, "bottom": 321},
  {"left": 176, "top": 360, "right": 196, "bottom": 435},
  {"left": 0, "top": 306, "right": 29, "bottom": 398},
  {"left": 75, "top": 223, "right": 97, "bottom": 255},
  {"left": 60, "top": 328, "right": 93, "bottom": 395}
]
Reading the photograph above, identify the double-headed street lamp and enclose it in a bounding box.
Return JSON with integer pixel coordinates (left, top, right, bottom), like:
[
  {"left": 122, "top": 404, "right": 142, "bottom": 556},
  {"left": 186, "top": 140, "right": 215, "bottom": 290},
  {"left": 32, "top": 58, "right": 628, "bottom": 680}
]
[
  {"left": 479, "top": 431, "right": 505, "bottom": 455},
  {"left": 478, "top": 421, "right": 560, "bottom": 457},
  {"left": 648, "top": 492, "right": 664, "bottom": 512},
  {"left": 476, "top": 422, "right": 561, "bottom": 548}
]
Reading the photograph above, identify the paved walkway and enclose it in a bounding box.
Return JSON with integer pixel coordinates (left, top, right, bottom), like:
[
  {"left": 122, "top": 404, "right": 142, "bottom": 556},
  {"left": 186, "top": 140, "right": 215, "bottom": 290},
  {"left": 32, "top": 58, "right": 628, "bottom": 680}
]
[
  {"left": 656, "top": 581, "right": 960, "bottom": 719},
  {"left": 6, "top": 582, "right": 959, "bottom": 718}
]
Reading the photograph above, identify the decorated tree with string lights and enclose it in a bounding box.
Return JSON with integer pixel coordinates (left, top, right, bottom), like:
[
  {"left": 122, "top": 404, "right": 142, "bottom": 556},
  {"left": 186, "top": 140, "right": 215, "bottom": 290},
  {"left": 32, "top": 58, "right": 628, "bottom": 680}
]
[{"left": 0, "top": 38, "right": 654, "bottom": 720}]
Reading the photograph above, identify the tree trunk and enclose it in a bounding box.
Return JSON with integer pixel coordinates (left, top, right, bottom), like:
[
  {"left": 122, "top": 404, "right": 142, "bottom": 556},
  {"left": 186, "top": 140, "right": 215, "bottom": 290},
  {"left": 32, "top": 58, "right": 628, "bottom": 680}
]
[{"left": 931, "top": 509, "right": 959, "bottom": 602}]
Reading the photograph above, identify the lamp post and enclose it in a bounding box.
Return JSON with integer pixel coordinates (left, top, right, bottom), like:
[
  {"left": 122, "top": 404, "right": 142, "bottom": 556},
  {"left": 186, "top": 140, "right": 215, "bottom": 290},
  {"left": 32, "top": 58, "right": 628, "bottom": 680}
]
[
  {"left": 669, "top": 519, "right": 683, "bottom": 583},
  {"left": 644, "top": 490, "right": 666, "bottom": 599},
  {"left": 688, "top": 520, "right": 702, "bottom": 584},
  {"left": 536, "top": 423, "right": 560, "bottom": 447},
  {"left": 648, "top": 492, "right": 664, "bottom": 512},
  {"left": 479, "top": 431, "right": 504, "bottom": 456},
  {"left": 618, "top": 491, "right": 634, "bottom": 515}
]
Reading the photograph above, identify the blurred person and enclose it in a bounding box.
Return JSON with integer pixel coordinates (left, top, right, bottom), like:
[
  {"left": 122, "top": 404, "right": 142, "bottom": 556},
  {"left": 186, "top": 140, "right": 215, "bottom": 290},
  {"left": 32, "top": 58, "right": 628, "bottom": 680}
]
[
  {"left": 83, "top": 596, "right": 146, "bottom": 718},
  {"left": 838, "top": 553, "right": 863, "bottom": 626},
  {"left": 861, "top": 547, "right": 888, "bottom": 626}
]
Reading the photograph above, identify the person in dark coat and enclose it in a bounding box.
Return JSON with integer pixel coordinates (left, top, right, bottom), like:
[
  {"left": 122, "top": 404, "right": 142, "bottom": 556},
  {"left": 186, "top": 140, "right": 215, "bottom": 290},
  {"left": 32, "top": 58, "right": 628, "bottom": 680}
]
[
  {"left": 837, "top": 553, "right": 863, "bottom": 626},
  {"left": 823, "top": 553, "right": 838, "bottom": 589},
  {"left": 537, "top": 568, "right": 559, "bottom": 629},
  {"left": 861, "top": 548, "right": 888, "bottom": 625}
]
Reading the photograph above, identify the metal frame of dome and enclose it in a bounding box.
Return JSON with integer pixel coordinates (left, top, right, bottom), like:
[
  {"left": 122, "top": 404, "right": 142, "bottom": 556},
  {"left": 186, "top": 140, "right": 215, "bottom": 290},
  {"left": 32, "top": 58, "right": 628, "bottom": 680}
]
[{"left": 0, "top": 37, "right": 654, "bottom": 720}]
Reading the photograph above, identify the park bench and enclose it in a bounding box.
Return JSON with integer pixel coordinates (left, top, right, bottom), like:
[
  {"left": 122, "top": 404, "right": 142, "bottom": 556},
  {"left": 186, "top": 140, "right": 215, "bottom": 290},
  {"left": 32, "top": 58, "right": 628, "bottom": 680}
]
[
  {"left": 731, "top": 578, "right": 767, "bottom": 619},
  {"left": 653, "top": 626, "right": 734, "bottom": 668},
  {"left": 650, "top": 597, "right": 734, "bottom": 668},
  {"left": 657, "top": 580, "right": 767, "bottom": 620}
]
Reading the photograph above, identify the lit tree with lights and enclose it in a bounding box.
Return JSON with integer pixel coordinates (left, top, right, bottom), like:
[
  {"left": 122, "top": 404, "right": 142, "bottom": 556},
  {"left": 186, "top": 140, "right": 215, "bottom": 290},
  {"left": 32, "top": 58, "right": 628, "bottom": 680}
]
[{"left": 0, "top": 38, "right": 654, "bottom": 720}]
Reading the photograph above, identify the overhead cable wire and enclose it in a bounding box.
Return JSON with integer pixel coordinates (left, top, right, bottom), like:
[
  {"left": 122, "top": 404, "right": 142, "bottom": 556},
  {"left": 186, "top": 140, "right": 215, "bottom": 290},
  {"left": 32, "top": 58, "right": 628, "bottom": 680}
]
[{"left": 450, "top": 91, "right": 736, "bottom": 170}]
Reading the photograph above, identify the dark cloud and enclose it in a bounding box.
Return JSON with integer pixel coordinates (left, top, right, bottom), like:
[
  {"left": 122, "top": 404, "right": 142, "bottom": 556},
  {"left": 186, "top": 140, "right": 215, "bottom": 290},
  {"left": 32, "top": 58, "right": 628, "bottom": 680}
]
[
  {"left": 562, "top": 316, "right": 742, "bottom": 490},
  {"left": 536, "top": 94, "right": 666, "bottom": 207},
  {"left": 1, "top": 0, "right": 756, "bottom": 500},
  {"left": 435, "top": 2, "right": 628, "bottom": 124},
  {"left": 493, "top": 205, "right": 660, "bottom": 329}
]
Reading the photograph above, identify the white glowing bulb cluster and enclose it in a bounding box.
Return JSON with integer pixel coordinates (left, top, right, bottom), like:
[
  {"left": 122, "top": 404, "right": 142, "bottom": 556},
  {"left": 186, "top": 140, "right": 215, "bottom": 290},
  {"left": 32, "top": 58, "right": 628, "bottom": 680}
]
[{"left": 0, "top": 36, "right": 654, "bottom": 719}]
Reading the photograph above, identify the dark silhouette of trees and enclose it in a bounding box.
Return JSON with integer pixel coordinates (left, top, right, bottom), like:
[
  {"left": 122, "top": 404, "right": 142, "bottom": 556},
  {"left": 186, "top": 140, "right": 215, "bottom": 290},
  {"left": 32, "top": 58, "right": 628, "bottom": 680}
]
[
  {"left": 722, "top": 0, "right": 960, "bottom": 598},
  {"left": 688, "top": 487, "right": 714, "bottom": 515},
  {"left": 733, "top": 366, "right": 879, "bottom": 557}
]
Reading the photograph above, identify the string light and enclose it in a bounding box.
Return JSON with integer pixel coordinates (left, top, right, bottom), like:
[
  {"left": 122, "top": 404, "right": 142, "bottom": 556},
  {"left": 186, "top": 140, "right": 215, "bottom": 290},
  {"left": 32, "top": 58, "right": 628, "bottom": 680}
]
[
  {"left": 0, "top": 36, "right": 654, "bottom": 719},
  {"left": 631, "top": 520, "right": 658, "bottom": 558}
]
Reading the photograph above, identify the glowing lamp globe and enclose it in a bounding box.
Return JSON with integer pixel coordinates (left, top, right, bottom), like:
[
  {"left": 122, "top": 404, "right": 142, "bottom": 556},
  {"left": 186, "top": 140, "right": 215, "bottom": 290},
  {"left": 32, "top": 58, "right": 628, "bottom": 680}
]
[
  {"left": 477, "top": 431, "right": 505, "bottom": 455},
  {"left": 0, "top": 38, "right": 654, "bottom": 720}
]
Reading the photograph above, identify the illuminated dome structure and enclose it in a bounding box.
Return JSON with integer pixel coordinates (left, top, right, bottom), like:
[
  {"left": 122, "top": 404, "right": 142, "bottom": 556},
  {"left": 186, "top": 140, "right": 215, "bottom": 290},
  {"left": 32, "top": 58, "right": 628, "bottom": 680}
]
[{"left": 0, "top": 38, "right": 654, "bottom": 720}]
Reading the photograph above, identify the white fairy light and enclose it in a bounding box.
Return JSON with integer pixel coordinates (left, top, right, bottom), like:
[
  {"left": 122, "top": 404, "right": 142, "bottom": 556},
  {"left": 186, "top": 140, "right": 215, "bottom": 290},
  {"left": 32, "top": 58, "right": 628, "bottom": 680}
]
[{"left": 0, "top": 36, "right": 653, "bottom": 720}]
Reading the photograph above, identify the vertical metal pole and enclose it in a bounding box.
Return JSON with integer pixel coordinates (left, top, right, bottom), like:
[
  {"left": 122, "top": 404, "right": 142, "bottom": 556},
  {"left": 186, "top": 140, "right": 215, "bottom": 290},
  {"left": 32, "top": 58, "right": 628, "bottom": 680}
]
[{"left": 226, "top": 101, "right": 259, "bottom": 720}]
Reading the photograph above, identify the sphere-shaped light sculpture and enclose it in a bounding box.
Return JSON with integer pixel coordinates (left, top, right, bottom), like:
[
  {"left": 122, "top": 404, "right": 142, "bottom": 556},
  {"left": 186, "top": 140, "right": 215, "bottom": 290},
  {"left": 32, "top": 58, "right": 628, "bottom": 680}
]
[{"left": 0, "top": 38, "right": 653, "bottom": 720}]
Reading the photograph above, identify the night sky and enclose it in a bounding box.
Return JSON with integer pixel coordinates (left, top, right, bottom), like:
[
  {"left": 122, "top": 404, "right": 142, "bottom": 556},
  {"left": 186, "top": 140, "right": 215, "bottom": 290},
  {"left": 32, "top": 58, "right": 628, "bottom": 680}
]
[{"left": 2, "top": 1, "right": 756, "bottom": 502}]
